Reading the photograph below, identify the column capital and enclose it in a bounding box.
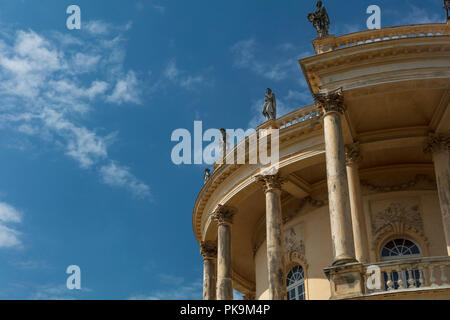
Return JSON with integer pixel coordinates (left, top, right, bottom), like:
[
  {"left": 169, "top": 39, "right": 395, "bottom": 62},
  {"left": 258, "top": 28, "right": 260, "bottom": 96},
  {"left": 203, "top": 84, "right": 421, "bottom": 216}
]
[
  {"left": 211, "top": 205, "right": 236, "bottom": 226},
  {"left": 256, "top": 174, "right": 285, "bottom": 193},
  {"left": 345, "top": 142, "right": 362, "bottom": 166},
  {"left": 424, "top": 133, "right": 450, "bottom": 154},
  {"left": 314, "top": 88, "right": 345, "bottom": 116},
  {"left": 200, "top": 241, "right": 217, "bottom": 260}
]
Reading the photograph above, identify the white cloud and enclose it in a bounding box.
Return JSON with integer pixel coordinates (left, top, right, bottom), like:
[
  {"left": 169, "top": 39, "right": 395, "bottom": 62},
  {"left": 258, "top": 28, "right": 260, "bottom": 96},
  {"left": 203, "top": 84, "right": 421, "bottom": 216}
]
[
  {"left": 285, "top": 89, "right": 312, "bottom": 104},
  {"left": 400, "top": 5, "right": 443, "bottom": 25},
  {"left": 84, "top": 20, "right": 112, "bottom": 36},
  {"left": 29, "top": 284, "right": 90, "bottom": 300},
  {"left": 136, "top": 1, "right": 166, "bottom": 14},
  {"left": 71, "top": 53, "right": 101, "bottom": 73},
  {"left": 164, "top": 60, "right": 180, "bottom": 81},
  {"left": 179, "top": 75, "right": 205, "bottom": 90},
  {"left": 100, "top": 161, "right": 151, "bottom": 199},
  {"left": 107, "top": 71, "right": 141, "bottom": 105},
  {"left": 0, "top": 201, "right": 23, "bottom": 248},
  {"left": 230, "top": 38, "right": 304, "bottom": 81},
  {"left": 163, "top": 60, "right": 208, "bottom": 90},
  {"left": 152, "top": 5, "right": 166, "bottom": 14},
  {"left": 10, "top": 260, "right": 52, "bottom": 270},
  {"left": 128, "top": 278, "right": 202, "bottom": 300},
  {"left": 0, "top": 27, "right": 150, "bottom": 198}
]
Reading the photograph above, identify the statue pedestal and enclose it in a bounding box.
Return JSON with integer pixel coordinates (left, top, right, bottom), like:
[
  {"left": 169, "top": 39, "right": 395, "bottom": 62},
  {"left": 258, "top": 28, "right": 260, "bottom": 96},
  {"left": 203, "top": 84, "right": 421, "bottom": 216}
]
[
  {"left": 312, "top": 35, "right": 336, "bottom": 54},
  {"left": 257, "top": 120, "right": 278, "bottom": 138}
]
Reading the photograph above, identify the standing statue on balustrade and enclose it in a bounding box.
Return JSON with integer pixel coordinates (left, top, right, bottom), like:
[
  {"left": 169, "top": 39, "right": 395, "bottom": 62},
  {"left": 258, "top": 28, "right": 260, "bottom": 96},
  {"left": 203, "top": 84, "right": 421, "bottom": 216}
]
[
  {"left": 262, "top": 88, "right": 277, "bottom": 121},
  {"left": 308, "top": 1, "right": 330, "bottom": 39}
]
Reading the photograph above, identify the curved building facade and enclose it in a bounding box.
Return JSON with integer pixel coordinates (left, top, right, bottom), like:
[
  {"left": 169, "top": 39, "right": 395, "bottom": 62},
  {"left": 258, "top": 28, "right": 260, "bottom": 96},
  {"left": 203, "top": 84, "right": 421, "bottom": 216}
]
[{"left": 193, "top": 21, "right": 450, "bottom": 300}]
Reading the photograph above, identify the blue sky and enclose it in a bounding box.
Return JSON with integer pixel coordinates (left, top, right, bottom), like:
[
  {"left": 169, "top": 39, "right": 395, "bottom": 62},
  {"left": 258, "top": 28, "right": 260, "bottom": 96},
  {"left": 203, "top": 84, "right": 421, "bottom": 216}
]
[{"left": 0, "top": 0, "right": 444, "bottom": 299}]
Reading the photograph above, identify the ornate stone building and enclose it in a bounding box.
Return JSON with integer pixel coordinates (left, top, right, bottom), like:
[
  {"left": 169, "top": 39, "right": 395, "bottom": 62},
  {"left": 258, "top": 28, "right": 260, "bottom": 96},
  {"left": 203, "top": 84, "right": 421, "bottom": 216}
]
[{"left": 193, "top": 17, "right": 450, "bottom": 300}]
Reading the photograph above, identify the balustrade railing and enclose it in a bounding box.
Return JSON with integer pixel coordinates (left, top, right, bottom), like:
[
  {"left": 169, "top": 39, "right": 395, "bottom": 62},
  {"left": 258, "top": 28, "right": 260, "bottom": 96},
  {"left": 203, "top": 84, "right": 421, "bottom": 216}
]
[
  {"left": 364, "top": 256, "right": 450, "bottom": 295},
  {"left": 335, "top": 24, "right": 449, "bottom": 50},
  {"left": 276, "top": 104, "right": 320, "bottom": 130}
]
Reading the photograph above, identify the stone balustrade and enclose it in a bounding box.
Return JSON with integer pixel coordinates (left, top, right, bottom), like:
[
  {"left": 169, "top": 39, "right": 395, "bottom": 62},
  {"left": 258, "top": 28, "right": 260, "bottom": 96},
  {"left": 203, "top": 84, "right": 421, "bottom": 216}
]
[
  {"left": 313, "top": 23, "right": 450, "bottom": 54},
  {"left": 276, "top": 104, "right": 319, "bottom": 130},
  {"left": 212, "top": 104, "right": 320, "bottom": 169},
  {"left": 364, "top": 256, "right": 450, "bottom": 296}
]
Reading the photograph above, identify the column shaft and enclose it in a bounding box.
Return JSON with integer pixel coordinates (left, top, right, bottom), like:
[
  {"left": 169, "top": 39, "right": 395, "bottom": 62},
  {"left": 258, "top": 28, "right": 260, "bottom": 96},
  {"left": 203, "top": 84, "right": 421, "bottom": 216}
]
[
  {"left": 426, "top": 134, "right": 450, "bottom": 255},
  {"left": 433, "top": 150, "right": 450, "bottom": 255},
  {"left": 203, "top": 259, "right": 216, "bottom": 300},
  {"left": 257, "top": 174, "right": 286, "bottom": 300},
  {"left": 211, "top": 205, "right": 235, "bottom": 300},
  {"left": 201, "top": 241, "right": 217, "bottom": 300},
  {"left": 346, "top": 159, "right": 369, "bottom": 263},
  {"left": 315, "top": 89, "right": 356, "bottom": 265},
  {"left": 216, "top": 223, "right": 233, "bottom": 299}
]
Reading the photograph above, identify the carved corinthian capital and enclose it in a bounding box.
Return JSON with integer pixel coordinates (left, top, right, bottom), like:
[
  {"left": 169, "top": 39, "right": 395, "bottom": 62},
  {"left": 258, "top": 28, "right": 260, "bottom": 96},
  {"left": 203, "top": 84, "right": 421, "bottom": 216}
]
[
  {"left": 345, "top": 142, "right": 362, "bottom": 166},
  {"left": 200, "top": 241, "right": 217, "bottom": 259},
  {"left": 424, "top": 133, "right": 450, "bottom": 154},
  {"left": 313, "top": 88, "right": 345, "bottom": 115},
  {"left": 256, "top": 174, "right": 285, "bottom": 193},
  {"left": 211, "top": 205, "right": 236, "bottom": 226}
]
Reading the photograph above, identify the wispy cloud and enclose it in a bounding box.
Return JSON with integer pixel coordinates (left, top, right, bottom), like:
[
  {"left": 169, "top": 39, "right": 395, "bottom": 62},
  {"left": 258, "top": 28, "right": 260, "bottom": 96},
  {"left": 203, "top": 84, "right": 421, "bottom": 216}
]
[
  {"left": 107, "top": 71, "right": 142, "bottom": 105},
  {"left": 163, "top": 60, "right": 209, "bottom": 90},
  {"left": 230, "top": 39, "right": 306, "bottom": 81},
  {"left": 84, "top": 20, "right": 132, "bottom": 36},
  {"left": 128, "top": 273, "right": 202, "bottom": 300},
  {"left": 0, "top": 201, "right": 23, "bottom": 248},
  {"left": 399, "top": 5, "right": 443, "bottom": 24},
  {"left": 10, "top": 259, "right": 52, "bottom": 270},
  {"left": 0, "top": 24, "right": 150, "bottom": 198},
  {"left": 29, "top": 284, "right": 90, "bottom": 300},
  {"left": 136, "top": 1, "right": 166, "bottom": 14},
  {"left": 100, "top": 161, "right": 151, "bottom": 199}
]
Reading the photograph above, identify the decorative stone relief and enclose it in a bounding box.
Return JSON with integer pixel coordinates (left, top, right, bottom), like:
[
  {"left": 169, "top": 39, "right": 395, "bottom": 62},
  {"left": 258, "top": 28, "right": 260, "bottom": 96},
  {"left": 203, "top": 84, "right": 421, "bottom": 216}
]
[
  {"left": 371, "top": 201, "right": 423, "bottom": 235},
  {"left": 361, "top": 174, "right": 436, "bottom": 195},
  {"left": 284, "top": 223, "right": 308, "bottom": 267},
  {"left": 369, "top": 198, "right": 428, "bottom": 248}
]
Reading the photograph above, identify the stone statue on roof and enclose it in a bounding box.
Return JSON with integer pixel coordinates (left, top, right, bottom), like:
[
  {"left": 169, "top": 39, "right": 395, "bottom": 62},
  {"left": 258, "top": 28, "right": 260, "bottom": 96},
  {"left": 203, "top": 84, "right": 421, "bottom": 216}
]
[
  {"left": 308, "top": 1, "right": 330, "bottom": 39},
  {"left": 262, "top": 88, "right": 277, "bottom": 121}
]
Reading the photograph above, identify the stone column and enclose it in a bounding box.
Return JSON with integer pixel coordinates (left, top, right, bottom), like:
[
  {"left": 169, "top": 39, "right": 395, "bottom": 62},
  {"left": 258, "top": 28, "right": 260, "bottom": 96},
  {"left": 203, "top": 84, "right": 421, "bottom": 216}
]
[
  {"left": 257, "top": 174, "right": 286, "bottom": 300},
  {"left": 314, "top": 88, "right": 356, "bottom": 266},
  {"left": 211, "top": 205, "right": 235, "bottom": 300},
  {"left": 425, "top": 133, "right": 450, "bottom": 255},
  {"left": 345, "top": 143, "right": 369, "bottom": 263},
  {"left": 200, "top": 241, "right": 217, "bottom": 300}
]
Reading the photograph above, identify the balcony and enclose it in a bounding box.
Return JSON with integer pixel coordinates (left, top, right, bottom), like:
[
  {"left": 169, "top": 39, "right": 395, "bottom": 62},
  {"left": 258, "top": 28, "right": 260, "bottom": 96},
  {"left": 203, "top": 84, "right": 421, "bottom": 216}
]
[{"left": 325, "top": 256, "right": 450, "bottom": 300}]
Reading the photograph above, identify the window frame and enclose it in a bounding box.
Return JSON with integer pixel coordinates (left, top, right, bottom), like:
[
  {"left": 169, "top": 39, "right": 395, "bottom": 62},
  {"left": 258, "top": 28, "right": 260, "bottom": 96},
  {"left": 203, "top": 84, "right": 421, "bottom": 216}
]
[
  {"left": 380, "top": 238, "right": 421, "bottom": 261},
  {"left": 286, "top": 264, "right": 306, "bottom": 300}
]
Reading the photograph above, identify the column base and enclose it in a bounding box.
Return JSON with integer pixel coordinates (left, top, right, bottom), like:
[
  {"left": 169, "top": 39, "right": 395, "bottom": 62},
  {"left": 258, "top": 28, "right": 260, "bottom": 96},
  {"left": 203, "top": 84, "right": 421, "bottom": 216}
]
[
  {"left": 324, "top": 263, "right": 365, "bottom": 300},
  {"left": 332, "top": 256, "right": 358, "bottom": 266}
]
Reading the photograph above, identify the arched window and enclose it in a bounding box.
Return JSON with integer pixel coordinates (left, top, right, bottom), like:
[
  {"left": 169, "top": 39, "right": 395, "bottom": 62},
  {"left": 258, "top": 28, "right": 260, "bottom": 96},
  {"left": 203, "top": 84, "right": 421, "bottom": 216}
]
[
  {"left": 286, "top": 265, "right": 305, "bottom": 300},
  {"left": 381, "top": 238, "right": 421, "bottom": 260},
  {"left": 380, "top": 238, "right": 422, "bottom": 289}
]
